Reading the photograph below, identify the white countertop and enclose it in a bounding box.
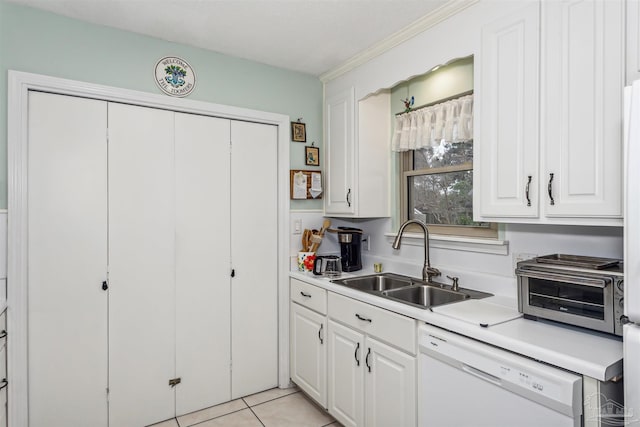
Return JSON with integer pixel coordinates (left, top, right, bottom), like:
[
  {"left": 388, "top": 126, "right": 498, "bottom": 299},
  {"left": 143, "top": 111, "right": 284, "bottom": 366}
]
[{"left": 290, "top": 270, "right": 623, "bottom": 382}]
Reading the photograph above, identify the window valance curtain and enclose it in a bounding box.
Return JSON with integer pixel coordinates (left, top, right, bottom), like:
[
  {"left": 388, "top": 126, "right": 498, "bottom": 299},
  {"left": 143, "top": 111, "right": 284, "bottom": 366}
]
[{"left": 391, "top": 94, "right": 473, "bottom": 152}]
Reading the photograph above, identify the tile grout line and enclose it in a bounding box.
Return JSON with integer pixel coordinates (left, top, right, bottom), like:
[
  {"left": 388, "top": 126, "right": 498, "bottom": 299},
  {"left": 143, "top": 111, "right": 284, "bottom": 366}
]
[
  {"left": 245, "top": 403, "right": 267, "bottom": 427},
  {"left": 167, "top": 388, "right": 303, "bottom": 427},
  {"left": 247, "top": 390, "right": 302, "bottom": 409},
  {"left": 180, "top": 403, "right": 250, "bottom": 427}
]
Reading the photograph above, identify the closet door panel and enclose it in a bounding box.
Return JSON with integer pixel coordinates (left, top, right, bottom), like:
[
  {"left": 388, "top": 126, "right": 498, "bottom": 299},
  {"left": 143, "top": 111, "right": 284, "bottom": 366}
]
[
  {"left": 175, "top": 113, "right": 232, "bottom": 415},
  {"left": 27, "top": 92, "right": 108, "bottom": 427},
  {"left": 230, "top": 121, "right": 279, "bottom": 398},
  {"left": 108, "top": 103, "right": 176, "bottom": 427}
]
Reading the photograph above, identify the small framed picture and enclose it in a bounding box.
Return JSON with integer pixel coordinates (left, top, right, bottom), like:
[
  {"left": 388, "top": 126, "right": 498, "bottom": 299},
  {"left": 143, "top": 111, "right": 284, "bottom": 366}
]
[
  {"left": 305, "top": 146, "right": 320, "bottom": 166},
  {"left": 291, "top": 122, "right": 306, "bottom": 142}
]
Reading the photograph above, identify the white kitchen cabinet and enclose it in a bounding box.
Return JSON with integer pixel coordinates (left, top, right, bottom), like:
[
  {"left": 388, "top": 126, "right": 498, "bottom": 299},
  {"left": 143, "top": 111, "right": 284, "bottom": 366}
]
[
  {"left": 24, "top": 92, "right": 279, "bottom": 426},
  {"left": 290, "top": 302, "right": 327, "bottom": 407},
  {"left": 324, "top": 88, "right": 391, "bottom": 218},
  {"left": 325, "top": 87, "right": 355, "bottom": 215},
  {"left": 327, "top": 293, "right": 416, "bottom": 427},
  {"left": 476, "top": 0, "right": 624, "bottom": 225},
  {"left": 364, "top": 337, "right": 416, "bottom": 427},
  {"left": 628, "top": 0, "right": 640, "bottom": 84},
  {"left": 328, "top": 319, "right": 364, "bottom": 427},
  {"left": 290, "top": 279, "right": 328, "bottom": 408},
  {"left": 541, "top": 0, "right": 624, "bottom": 219},
  {"left": 476, "top": 2, "right": 540, "bottom": 219}
]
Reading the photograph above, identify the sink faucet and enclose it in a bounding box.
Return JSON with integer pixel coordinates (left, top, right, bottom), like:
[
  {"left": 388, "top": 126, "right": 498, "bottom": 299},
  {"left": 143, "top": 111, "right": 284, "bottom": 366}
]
[{"left": 392, "top": 219, "right": 441, "bottom": 282}]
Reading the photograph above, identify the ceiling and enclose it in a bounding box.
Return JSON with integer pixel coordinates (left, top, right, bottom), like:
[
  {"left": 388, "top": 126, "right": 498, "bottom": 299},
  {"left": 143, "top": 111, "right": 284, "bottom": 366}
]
[{"left": 7, "top": 0, "right": 451, "bottom": 76}]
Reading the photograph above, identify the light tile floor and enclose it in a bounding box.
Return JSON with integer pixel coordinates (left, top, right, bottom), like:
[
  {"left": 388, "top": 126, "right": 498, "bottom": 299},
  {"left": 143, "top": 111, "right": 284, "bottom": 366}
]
[{"left": 148, "top": 386, "right": 340, "bottom": 427}]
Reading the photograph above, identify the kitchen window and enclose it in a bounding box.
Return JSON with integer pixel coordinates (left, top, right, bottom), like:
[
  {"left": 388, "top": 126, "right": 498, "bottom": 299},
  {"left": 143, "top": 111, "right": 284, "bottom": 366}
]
[
  {"left": 391, "top": 58, "right": 496, "bottom": 239},
  {"left": 399, "top": 137, "right": 497, "bottom": 239}
]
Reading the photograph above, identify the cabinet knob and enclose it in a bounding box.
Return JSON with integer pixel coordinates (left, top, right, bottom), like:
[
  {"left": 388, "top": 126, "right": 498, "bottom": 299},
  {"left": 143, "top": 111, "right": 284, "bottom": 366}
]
[
  {"left": 354, "top": 342, "right": 360, "bottom": 366},
  {"left": 346, "top": 189, "right": 352, "bottom": 207},
  {"left": 365, "top": 347, "right": 372, "bottom": 373},
  {"left": 525, "top": 175, "right": 532, "bottom": 207}
]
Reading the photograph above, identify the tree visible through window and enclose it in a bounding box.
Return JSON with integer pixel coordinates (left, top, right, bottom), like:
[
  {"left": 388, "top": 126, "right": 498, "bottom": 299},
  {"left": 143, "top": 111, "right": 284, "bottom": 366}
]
[{"left": 402, "top": 140, "right": 497, "bottom": 238}]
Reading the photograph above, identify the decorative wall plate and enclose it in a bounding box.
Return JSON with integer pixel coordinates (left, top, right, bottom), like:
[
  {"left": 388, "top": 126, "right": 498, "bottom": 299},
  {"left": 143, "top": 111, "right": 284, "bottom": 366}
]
[{"left": 154, "top": 56, "right": 196, "bottom": 97}]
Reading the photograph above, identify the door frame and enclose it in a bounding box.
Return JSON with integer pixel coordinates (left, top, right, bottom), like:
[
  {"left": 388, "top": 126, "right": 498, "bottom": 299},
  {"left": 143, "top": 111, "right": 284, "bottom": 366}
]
[{"left": 7, "top": 70, "right": 292, "bottom": 426}]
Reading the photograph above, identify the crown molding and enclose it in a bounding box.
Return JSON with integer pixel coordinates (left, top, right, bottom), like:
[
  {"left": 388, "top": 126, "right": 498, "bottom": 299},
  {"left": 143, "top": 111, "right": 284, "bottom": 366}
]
[{"left": 319, "top": 0, "right": 479, "bottom": 83}]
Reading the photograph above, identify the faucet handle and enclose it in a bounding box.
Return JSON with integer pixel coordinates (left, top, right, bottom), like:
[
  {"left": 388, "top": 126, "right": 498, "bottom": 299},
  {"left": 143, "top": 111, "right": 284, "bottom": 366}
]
[{"left": 446, "top": 275, "right": 460, "bottom": 291}]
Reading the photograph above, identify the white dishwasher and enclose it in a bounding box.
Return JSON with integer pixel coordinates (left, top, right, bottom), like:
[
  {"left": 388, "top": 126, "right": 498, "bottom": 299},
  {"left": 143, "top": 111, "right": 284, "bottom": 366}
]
[{"left": 418, "top": 324, "right": 583, "bottom": 427}]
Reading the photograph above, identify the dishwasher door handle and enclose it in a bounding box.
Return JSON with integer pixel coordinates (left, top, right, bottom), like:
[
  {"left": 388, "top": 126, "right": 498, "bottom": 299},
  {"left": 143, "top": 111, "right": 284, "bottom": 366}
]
[{"left": 461, "top": 364, "right": 502, "bottom": 387}]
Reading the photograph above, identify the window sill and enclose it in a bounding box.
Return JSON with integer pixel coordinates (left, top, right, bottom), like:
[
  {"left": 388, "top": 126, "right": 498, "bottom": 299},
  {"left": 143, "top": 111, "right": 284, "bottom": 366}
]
[{"left": 383, "top": 232, "right": 509, "bottom": 255}]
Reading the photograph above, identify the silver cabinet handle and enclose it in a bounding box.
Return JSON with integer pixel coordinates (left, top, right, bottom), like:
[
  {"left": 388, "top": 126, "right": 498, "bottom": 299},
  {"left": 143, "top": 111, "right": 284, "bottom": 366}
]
[
  {"left": 355, "top": 313, "right": 372, "bottom": 323},
  {"left": 548, "top": 173, "right": 555, "bottom": 206},
  {"left": 318, "top": 323, "right": 324, "bottom": 345},
  {"left": 354, "top": 342, "right": 360, "bottom": 366},
  {"left": 346, "top": 188, "right": 352, "bottom": 207},
  {"left": 365, "top": 347, "right": 372, "bottom": 372},
  {"left": 525, "top": 175, "right": 532, "bottom": 207}
]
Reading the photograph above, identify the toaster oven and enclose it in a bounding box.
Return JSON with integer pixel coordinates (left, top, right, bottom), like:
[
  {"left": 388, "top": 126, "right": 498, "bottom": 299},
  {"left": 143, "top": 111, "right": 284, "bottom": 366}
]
[{"left": 516, "top": 255, "right": 624, "bottom": 336}]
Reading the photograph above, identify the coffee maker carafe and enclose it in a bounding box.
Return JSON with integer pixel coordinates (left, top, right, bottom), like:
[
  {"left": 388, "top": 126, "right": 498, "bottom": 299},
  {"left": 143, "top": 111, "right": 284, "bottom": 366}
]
[{"left": 337, "top": 227, "right": 363, "bottom": 272}]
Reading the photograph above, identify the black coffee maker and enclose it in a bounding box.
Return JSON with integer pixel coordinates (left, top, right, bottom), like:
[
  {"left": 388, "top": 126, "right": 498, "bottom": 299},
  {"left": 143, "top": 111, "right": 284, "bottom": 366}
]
[{"left": 337, "top": 227, "right": 363, "bottom": 272}]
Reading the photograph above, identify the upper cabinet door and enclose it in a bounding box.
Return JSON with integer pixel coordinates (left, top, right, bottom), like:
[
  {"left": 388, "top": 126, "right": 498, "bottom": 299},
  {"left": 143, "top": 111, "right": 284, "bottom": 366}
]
[
  {"left": 542, "top": 0, "right": 624, "bottom": 218},
  {"left": 476, "top": 2, "right": 540, "bottom": 218},
  {"left": 325, "top": 87, "right": 356, "bottom": 215}
]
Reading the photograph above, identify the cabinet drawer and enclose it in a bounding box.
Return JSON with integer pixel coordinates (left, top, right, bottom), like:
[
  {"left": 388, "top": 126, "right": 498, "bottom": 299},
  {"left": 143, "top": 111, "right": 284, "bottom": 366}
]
[
  {"left": 291, "top": 279, "right": 327, "bottom": 315},
  {"left": 328, "top": 292, "right": 416, "bottom": 354}
]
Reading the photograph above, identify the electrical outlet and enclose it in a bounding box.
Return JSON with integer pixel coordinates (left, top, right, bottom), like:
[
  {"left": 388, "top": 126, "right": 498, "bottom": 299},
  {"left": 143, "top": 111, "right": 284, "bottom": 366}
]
[
  {"left": 512, "top": 252, "right": 538, "bottom": 273},
  {"left": 293, "top": 219, "right": 302, "bottom": 235},
  {"left": 363, "top": 235, "right": 371, "bottom": 251}
]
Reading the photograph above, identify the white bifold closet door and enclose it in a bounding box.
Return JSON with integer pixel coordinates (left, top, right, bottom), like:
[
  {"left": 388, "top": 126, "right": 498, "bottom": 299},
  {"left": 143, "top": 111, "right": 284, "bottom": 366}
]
[
  {"left": 27, "top": 91, "right": 109, "bottom": 427},
  {"left": 230, "top": 121, "right": 278, "bottom": 398},
  {"left": 107, "top": 103, "right": 176, "bottom": 427},
  {"left": 174, "top": 112, "right": 232, "bottom": 415}
]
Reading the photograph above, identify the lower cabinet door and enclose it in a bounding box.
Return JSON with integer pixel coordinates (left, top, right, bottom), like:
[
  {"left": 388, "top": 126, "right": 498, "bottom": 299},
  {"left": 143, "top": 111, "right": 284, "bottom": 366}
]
[
  {"left": 290, "top": 303, "right": 327, "bottom": 407},
  {"left": 328, "top": 320, "right": 364, "bottom": 427},
  {"left": 365, "top": 337, "right": 416, "bottom": 427}
]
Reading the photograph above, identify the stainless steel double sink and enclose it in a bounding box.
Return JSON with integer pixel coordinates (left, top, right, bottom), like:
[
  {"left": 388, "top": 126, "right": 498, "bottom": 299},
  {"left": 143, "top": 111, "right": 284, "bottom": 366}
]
[{"left": 331, "top": 272, "right": 492, "bottom": 309}]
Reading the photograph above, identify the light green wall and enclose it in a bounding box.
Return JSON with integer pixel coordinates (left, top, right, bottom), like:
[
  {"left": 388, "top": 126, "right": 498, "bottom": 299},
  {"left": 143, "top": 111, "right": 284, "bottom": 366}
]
[
  {"left": 389, "top": 57, "right": 474, "bottom": 228},
  {"left": 0, "top": 0, "right": 323, "bottom": 209}
]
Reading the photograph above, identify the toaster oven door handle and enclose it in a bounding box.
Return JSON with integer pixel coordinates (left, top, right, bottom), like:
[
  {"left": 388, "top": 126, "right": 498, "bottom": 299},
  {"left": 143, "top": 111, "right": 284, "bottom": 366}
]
[{"left": 516, "top": 269, "right": 611, "bottom": 288}]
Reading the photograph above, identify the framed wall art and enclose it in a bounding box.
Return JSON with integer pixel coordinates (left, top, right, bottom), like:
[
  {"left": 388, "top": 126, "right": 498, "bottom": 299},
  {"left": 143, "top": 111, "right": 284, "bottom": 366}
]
[
  {"left": 305, "top": 146, "right": 320, "bottom": 166},
  {"left": 291, "top": 121, "right": 306, "bottom": 142}
]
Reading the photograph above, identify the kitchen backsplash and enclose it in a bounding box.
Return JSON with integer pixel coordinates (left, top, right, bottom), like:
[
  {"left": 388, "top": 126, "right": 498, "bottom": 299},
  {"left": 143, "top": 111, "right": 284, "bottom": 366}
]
[{"left": 289, "top": 210, "right": 623, "bottom": 300}]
